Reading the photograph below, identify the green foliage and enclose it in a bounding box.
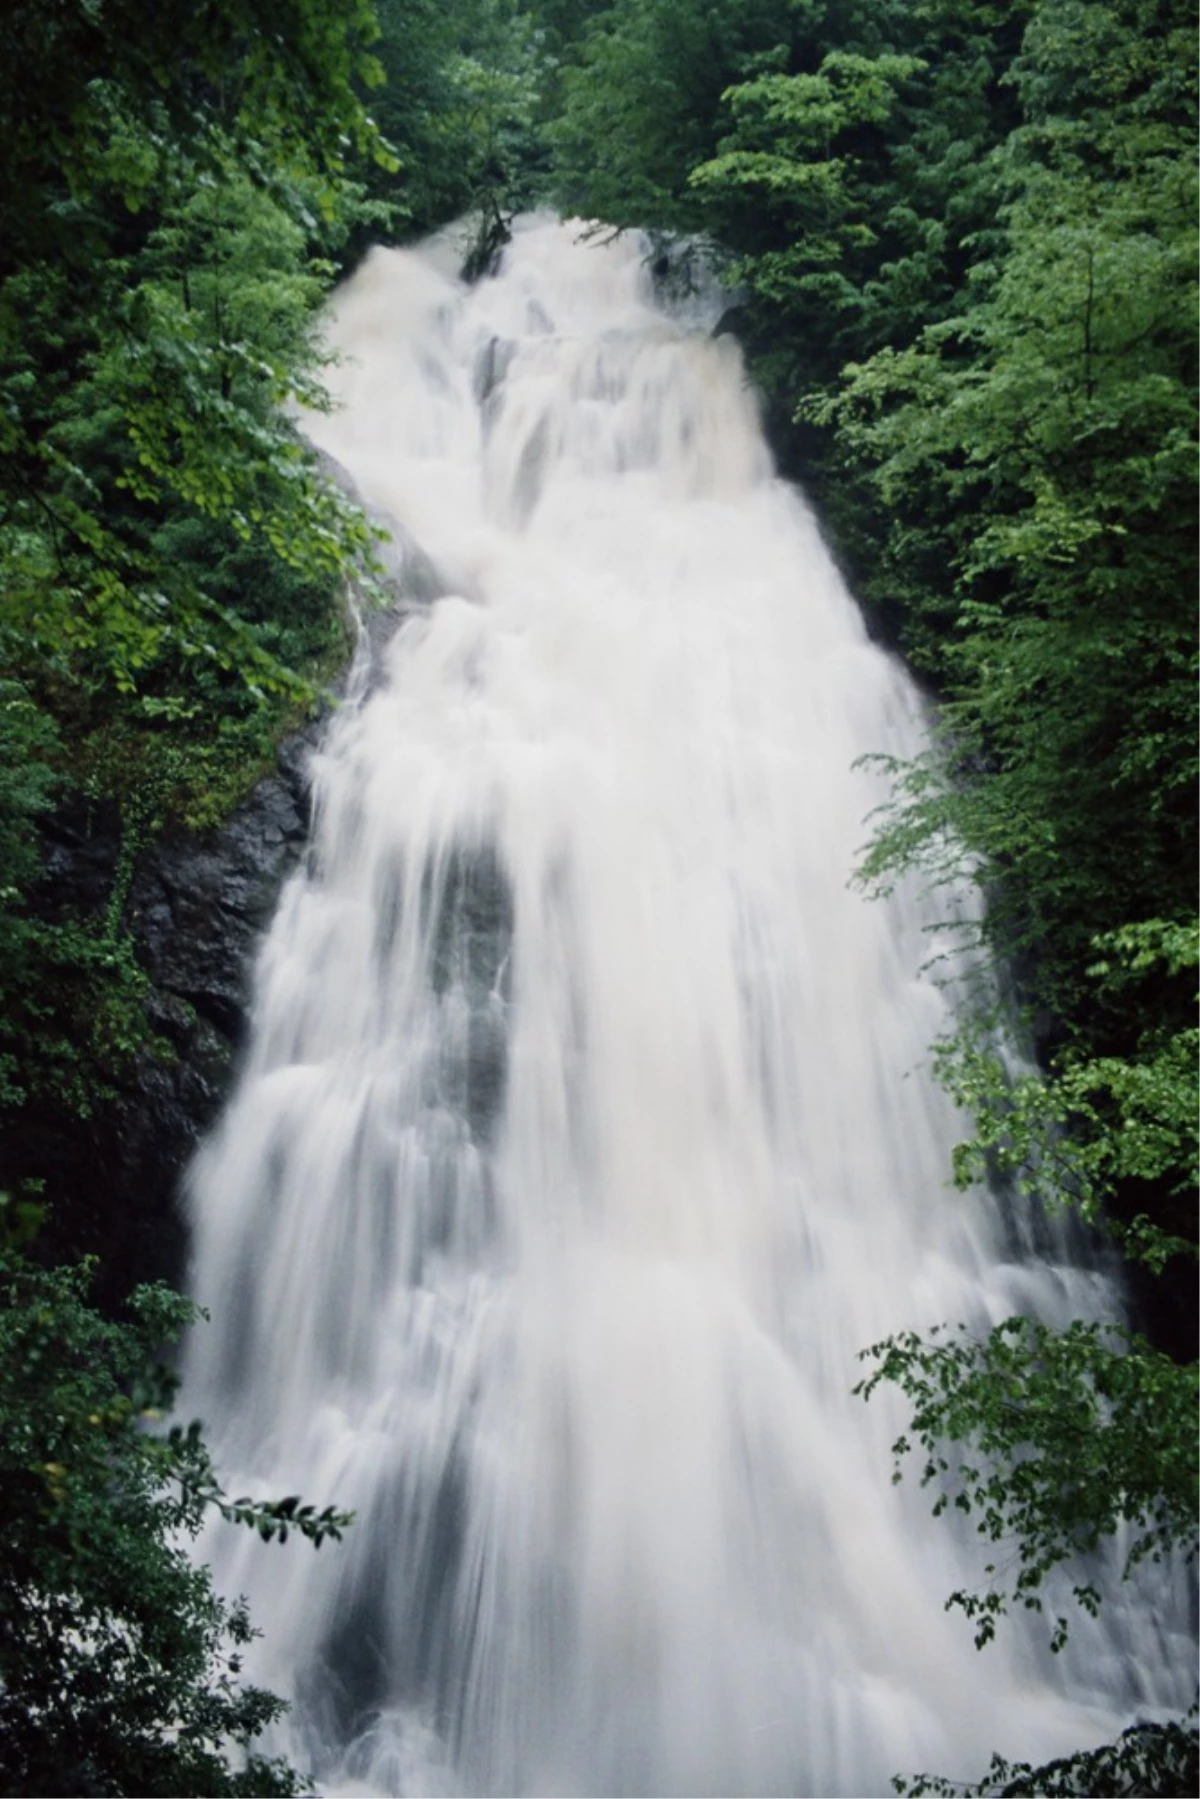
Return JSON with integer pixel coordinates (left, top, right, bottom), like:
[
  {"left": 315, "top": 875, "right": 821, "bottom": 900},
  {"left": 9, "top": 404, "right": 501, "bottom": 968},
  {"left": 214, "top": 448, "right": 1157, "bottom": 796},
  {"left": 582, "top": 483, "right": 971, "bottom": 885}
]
[
  {"left": 691, "top": 49, "right": 928, "bottom": 338},
  {"left": 820, "top": 1, "right": 1197, "bottom": 1029},
  {"left": 365, "top": 0, "right": 553, "bottom": 254},
  {"left": 0, "top": 0, "right": 386, "bottom": 716},
  {"left": 893, "top": 1709, "right": 1199, "bottom": 1797},
  {"left": 549, "top": 0, "right": 802, "bottom": 230},
  {"left": 832, "top": 15, "right": 1199, "bottom": 1744},
  {"left": 680, "top": 2, "right": 1030, "bottom": 412},
  {"left": 0, "top": 684, "right": 63, "bottom": 1112},
  {"left": 0, "top": 681, "right": 163, "bottom": 1121},
  {"left": 860, "top": 1282, "right": 1197, "bottom": 1774},
  {"left": 0, "top": 139, "right": 374, "bottom": 704},
  {"left": 0, "top": 0, "right": 390, "bottom": 251},
  {"left": 857, "top": 1317, "right": 1198, "bottom": 1652},
  {"left": 808, "top": 35, "right": 1200, "bottom": 1524},
  {"left": 454, "top": 1, "right": 551, "bottom": 241},
  {"left": 929, "top": 924, "right": 1198, "bottom": 1275},
  {"left": 0, "top": 682, "right": 60, "bottom": 935},
  {"left": 0, "top": 1245, "right": 353, "bottom": 1795}
]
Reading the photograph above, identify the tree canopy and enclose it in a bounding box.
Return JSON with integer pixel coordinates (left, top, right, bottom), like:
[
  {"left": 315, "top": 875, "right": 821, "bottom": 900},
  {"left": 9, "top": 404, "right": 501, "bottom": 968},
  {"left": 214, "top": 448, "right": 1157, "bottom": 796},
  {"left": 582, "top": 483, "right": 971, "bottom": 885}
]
[{"left": 1, "top": 1, "right": 385, "bottom": 1788}]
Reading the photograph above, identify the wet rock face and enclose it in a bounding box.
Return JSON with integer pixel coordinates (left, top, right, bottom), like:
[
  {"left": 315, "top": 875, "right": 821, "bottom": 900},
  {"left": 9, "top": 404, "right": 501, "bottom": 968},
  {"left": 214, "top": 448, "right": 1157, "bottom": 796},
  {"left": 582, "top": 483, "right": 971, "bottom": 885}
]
[
  {"left": 129, "top": 740, "right": 314, "bottom": 1045},
  {"left": 9, "top": 728, "right": 319, "bottom": 1305},
  {"left": 128, "top": 748, "right": 317, "bottom": 1288}
]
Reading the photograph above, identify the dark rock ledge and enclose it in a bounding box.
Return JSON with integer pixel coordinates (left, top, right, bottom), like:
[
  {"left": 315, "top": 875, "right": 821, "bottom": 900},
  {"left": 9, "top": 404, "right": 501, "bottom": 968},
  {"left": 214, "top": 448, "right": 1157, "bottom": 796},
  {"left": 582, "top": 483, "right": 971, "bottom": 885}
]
[{"left": 17, "top": 725, "right": 320, "bottom": 1305}]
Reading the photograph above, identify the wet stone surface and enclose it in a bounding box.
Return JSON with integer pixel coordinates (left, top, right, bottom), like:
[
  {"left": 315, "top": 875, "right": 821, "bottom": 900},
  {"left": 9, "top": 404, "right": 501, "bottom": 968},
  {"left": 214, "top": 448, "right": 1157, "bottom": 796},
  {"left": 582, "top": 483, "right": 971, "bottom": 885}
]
[{"left": 6, "top": 728, "right": 321, "bottom": 1301}]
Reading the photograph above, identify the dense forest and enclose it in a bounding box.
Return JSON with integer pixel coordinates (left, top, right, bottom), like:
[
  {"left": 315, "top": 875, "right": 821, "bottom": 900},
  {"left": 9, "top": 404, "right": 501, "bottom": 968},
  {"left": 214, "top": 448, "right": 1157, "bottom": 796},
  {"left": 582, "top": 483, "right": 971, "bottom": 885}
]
[{"left": 0, "top": 2, "right": 1195, "bottom": 1793}]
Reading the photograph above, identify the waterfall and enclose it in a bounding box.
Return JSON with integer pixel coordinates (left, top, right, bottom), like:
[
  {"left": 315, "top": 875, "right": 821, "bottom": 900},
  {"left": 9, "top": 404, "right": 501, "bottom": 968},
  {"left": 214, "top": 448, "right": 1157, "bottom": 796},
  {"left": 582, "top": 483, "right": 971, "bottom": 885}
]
[{"left": 182, "top": 216, "right": 1189, "bottom": 1797}]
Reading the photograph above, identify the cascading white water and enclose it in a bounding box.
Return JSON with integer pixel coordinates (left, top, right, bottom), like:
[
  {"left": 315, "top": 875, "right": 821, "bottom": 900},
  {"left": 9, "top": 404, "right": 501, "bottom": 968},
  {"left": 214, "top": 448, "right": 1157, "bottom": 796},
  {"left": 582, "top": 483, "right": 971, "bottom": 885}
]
[{"left": 182, "top": 217, "right": 1190, "bottom": 1797}]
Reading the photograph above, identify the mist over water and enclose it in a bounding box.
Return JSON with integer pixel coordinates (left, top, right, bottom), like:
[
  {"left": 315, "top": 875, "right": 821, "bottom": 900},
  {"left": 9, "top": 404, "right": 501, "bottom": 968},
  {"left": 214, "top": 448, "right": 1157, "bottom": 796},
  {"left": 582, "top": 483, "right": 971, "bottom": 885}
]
[{"left": 182, "top": 217, "right": 1190, "bottom": 1796}]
